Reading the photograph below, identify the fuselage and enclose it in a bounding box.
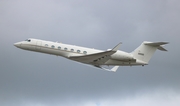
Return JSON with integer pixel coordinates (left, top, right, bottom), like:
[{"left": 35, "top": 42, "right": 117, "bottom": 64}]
[{"left": 14, "top": 38, "right": 146, "bottom": 66}]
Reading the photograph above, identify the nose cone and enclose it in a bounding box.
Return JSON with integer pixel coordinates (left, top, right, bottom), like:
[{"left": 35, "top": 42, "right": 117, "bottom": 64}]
[{"left": 14, "top": 42, "right": 21, "bottom": 48}]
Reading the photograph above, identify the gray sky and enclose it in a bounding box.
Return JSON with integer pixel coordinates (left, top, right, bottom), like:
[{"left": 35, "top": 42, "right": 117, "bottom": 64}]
[{"left": 0, "top": 0, "right": 180, "bottom": 106}]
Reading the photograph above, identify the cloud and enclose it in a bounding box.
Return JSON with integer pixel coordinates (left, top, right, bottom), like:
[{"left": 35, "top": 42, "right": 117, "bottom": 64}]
[
  {"left": 16, "top": 88, "right": 180, "bottom": 106},
  {"left": 101, "top": 89, "right": 180, "bottom": 106}
]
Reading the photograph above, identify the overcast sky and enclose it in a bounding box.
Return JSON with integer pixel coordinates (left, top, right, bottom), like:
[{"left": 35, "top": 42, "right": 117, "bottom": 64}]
[{"left": 0, "top": 0, "right": 180, "bottom": 106}]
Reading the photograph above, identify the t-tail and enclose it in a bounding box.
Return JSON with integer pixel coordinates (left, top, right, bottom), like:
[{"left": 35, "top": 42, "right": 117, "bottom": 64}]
[{"left": 131, "top": 41, "right": 169, "bottom": 64}]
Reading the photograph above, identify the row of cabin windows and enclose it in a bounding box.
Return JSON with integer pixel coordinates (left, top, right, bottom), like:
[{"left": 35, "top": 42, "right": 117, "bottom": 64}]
[{"left": 45, "top": 44, "right": 87, "bottom": 54}]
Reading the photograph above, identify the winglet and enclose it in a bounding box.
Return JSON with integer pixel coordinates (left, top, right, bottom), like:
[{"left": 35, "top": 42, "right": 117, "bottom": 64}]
[
  {"left": 111, "top": 66, "right": 119, "bottom": 72},
  {"left": 112, "top": 43, "right": 122, "bottom": 51},
  {"left": 95, "top": 65, "right": 119, "bottom": 72}
]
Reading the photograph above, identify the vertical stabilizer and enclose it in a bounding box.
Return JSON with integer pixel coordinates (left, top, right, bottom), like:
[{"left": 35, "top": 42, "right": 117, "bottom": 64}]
[{"left": 131, "top": 41, "right": 168, "bottom": 64}]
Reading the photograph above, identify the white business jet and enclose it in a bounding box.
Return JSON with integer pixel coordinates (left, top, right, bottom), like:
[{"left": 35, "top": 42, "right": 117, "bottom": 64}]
[{"left": 14, "top": 38, "right": 168, "bottom": 72}]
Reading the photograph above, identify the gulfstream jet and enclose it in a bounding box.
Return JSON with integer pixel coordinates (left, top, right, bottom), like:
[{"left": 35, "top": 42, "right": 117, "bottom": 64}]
[{"left": 14, "top": 38, "right": 168, "bottom": 72}]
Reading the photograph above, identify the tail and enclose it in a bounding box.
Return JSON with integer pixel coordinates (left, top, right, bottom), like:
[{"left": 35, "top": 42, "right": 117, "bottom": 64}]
[{"left": 131, "top": 41, "right": 169, "bottom": 64}]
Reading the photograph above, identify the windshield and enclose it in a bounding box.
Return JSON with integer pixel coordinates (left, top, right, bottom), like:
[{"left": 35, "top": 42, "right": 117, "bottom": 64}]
[{"left": 25, "top": 39, "right": 31, "bottom": 42}]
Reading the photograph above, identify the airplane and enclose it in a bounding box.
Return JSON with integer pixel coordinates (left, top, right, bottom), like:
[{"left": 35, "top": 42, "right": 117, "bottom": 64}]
[{"left": 14, "top": 38, "right": 168, "bottom": 72}]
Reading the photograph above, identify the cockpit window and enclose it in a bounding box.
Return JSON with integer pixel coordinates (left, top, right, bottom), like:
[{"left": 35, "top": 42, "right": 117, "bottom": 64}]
[{"left": 25, "top": 39, "right": 31, "bottom": 42}]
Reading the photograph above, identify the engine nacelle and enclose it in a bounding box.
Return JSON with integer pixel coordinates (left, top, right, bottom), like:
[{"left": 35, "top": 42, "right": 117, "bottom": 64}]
[{"left": 111, "top": 51, "right": 133, "bottom": 61}]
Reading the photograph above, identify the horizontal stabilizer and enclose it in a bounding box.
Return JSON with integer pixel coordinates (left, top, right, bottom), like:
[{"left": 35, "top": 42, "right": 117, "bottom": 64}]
[
  {"left": 144, "top": 42, "right": 169, "bottom": 51},
  {"left": 144, "top": 42, "right": 169, "bottom": 46}
]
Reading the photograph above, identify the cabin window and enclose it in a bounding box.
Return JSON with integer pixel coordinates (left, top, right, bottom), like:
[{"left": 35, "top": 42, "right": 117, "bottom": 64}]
[
  {"left": 77, "top": 50, "right": 81, "bottom": 53},
  {"left": 83, "top": 51, "right": 87, "bottom": 54},
  {"left": 45, "top": 44, "right": 48, "bottom": 47},
  {"left": 51, "top": 45, "right": 55, "bottom": 48},
  {"left": 71, "top": 49, "right": 74, "bottom": 52},
  {"left": 64, "top": 48, "right": 68, "bottom": 51},
  {"left": 58, "top": 46, "right": 61, "bottom": 49}
]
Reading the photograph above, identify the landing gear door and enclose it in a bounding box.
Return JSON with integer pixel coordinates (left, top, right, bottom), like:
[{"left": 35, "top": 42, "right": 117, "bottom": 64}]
[{"left": 36, "top": 41, "right": 42, "bottom": 50}]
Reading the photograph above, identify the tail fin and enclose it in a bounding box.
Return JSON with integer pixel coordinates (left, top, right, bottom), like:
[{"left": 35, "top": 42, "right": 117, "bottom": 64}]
[{"left": 131, "top": 41, "right": 168, "bottom": 64}]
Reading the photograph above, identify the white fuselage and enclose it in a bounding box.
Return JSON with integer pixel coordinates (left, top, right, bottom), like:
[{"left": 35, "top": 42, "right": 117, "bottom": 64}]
[{"left": 14, "top": 38, "right": 146, "bottom": 66}]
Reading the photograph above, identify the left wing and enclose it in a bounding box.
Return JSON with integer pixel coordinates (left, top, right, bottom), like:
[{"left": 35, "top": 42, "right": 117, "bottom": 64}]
[{"left": 69, "top": 43, "right": 122, "bottom": 65}]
